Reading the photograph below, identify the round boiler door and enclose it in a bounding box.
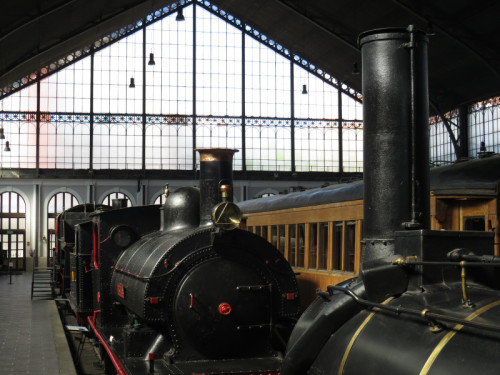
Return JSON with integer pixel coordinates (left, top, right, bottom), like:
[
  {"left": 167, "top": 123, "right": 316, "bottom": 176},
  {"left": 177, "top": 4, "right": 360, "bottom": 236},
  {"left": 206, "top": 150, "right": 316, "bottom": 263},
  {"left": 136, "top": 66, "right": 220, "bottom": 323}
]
[{"left": 174, "top": 257, "right": 271, "bottom": 358}]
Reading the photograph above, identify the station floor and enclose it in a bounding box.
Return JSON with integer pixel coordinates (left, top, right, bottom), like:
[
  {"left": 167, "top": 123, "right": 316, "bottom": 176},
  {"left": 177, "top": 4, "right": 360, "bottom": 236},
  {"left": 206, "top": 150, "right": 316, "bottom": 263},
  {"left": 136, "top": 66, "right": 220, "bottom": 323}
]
[{"left": 0, "top": 272, "right": 77, "bottom": 375}]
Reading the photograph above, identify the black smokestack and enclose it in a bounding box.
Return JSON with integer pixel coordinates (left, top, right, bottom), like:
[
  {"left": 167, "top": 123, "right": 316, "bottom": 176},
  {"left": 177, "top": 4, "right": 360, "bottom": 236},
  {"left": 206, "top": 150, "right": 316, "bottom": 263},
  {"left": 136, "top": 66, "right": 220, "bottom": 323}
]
[
  {"left": 359, "top": 26, "right": 430, "bottom": 264},
  {"left": 196, "top": 148, "right": 238, "bottom": 227}
]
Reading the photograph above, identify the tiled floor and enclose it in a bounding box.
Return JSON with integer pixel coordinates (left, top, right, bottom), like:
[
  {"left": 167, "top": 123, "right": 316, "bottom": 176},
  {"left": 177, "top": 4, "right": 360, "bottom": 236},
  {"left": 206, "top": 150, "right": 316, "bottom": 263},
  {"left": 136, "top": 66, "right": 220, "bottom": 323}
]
[{"left": 0, "top": 272, "right": 75, "bottom": 374}]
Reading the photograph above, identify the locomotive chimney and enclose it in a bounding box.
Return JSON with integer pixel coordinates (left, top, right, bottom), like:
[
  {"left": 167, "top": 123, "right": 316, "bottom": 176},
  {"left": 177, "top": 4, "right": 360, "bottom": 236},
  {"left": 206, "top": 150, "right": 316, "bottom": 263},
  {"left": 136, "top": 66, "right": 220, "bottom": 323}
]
[
  {"left": 359, "top": 26, "right": 430, "bottom": 264},
  {"left": 196, "top": 148, "right": 238, "bottom": 227}
]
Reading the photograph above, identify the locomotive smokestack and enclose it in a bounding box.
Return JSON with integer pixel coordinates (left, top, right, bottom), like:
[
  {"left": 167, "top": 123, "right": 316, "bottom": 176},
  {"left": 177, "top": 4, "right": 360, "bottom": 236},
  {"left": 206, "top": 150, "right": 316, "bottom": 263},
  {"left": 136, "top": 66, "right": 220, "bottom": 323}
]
[
  {"left": 359, "top": 26, "right": 430, "bottom": 264},
  {"left": 196, "top": 148, "right": 238, "bottom": 227}
]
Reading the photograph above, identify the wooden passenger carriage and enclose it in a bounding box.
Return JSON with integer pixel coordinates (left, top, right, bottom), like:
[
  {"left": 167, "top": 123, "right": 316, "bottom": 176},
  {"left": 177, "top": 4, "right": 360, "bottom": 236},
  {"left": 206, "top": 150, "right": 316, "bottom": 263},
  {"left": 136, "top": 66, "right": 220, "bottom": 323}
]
[{"left": 239, "top": 155, "right": 500, "bottom": 309}]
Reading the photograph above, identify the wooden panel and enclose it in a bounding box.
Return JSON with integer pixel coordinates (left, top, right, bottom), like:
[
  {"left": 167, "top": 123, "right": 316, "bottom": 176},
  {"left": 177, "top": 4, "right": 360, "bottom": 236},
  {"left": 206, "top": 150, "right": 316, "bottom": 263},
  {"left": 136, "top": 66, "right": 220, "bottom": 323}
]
[
  {"left": 295, "top": 269, "right": 357, "bottom": 310},
  {"left": 244, "top": 200, "right": 364, "bottom": 227}
]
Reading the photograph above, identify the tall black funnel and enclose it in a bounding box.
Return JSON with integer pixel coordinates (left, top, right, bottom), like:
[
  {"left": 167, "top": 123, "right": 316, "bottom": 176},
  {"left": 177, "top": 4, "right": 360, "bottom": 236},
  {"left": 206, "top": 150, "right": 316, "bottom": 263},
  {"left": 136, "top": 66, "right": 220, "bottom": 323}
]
[{"left": 359, "top": 26, "right": 430, "bottom": 264}]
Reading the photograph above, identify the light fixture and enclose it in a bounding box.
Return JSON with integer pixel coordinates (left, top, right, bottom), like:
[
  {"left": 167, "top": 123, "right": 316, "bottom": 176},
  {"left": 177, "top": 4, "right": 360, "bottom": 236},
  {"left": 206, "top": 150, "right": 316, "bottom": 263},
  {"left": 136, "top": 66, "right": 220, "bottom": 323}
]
[
  {"left": 176, "top": 8, "right": 185, "bottom": 21},
  {"left": 352, "top": 61, "right": 360, "bottom": 75},
  {"left": 302, "top": 84, "right": 308, "bottom": 94},
  {"left": 480, "top": 141, "right": 487, "bottom": 152},
  {"left": 4, "top": 141, "right": 10, "bottom": 152},
  {"left": 148, "top": 52, "right": 156, "bottom": 66},
  {"left": 0, "top": 127, "right": 4, "bottom": 140},
  {"left": 129, "top": 77, "right": 135, "bottom": 88},
  {"left": 425, "top": 22, "right": 435, "bottom": 36}
]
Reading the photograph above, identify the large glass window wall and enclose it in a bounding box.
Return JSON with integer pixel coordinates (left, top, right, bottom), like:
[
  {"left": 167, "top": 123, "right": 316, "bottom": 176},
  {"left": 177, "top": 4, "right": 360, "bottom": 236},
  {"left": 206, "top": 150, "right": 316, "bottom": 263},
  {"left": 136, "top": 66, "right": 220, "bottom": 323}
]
[{"left": 0, "top": 1, "right": 365, "bottom": 173}]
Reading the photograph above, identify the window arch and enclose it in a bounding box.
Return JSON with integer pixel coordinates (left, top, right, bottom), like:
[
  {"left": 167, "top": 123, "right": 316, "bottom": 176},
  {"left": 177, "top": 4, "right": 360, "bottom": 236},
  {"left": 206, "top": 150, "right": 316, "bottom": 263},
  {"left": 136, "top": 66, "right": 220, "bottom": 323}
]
[
  {"left": 102, "top": 192, "right": 132, "bottom": 207},
  {"left": 0, "top": 192, "right": 27, "bottom": 271},
  {"left": 47, "top": 192, "right": 80, "bottom": 266},
  {"left": 153, "top": 193, "right": 165, "bottom": 206}
]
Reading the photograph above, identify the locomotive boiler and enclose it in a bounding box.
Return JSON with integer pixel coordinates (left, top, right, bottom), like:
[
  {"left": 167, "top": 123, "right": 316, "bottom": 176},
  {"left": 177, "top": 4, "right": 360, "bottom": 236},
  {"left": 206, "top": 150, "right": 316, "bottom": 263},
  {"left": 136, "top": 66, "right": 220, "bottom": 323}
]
[
  {"left": 280, "top": 26, "right": 500, "bottom": 375},
  {"left": 58, "top": 148, "right": 300, "bottom": 375}
]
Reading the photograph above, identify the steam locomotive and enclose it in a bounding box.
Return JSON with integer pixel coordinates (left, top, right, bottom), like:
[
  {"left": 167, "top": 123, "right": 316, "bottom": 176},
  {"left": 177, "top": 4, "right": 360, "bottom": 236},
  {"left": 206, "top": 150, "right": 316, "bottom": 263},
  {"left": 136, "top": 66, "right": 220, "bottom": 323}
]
[
  {"left": 280, "top": 27, "right": 500, "bottom": 375},
  {"left": 55, "top": 149, "right": 300, "bottom": 375}
]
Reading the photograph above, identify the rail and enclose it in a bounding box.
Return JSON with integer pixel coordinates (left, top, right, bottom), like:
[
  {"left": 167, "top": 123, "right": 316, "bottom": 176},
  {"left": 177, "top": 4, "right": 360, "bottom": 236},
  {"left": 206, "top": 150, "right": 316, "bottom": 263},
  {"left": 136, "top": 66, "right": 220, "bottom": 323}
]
[{"left": 86, "top": 314, "right": 128, "bottom": 375}]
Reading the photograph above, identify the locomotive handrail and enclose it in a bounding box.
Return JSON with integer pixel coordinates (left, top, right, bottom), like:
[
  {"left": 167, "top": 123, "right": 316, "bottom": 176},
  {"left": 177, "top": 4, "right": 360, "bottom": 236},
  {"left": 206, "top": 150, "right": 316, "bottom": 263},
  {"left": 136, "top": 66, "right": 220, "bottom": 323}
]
[
  {"left": 87, "top": 314, "right": 128, "bottom": 375},
  {"left": 392, "top": 259, "right": 500, "bottom": 267},
  {"left": 328, "top": 285, "right": 500, "bottom": 333}
]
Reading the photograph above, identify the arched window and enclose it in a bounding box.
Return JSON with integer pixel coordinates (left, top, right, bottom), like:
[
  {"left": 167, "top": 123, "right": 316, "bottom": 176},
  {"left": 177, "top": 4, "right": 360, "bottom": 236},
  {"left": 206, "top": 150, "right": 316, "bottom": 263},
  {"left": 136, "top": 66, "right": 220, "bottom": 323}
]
[
  {"left": 47, "top": 192, "right": 80, "bottom": 266},
  {"left": 102, "top": 192, "right": 132, "bottom": 207},
  {"left": 0, "top": 192, "right": 27, "bottom": 271},
  {"left": 153, "top": 194, "right": 165, "bottom": 206}
]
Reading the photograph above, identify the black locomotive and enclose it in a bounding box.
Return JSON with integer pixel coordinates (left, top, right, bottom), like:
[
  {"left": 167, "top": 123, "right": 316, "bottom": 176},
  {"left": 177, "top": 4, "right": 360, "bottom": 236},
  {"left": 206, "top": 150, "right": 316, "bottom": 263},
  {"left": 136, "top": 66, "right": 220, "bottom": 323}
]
[
  {"left": 281, "top": 27, "right": 500, "bottom": 375},
  {"left": 55, "top": 148, "right": 300, "bottom": 375}
]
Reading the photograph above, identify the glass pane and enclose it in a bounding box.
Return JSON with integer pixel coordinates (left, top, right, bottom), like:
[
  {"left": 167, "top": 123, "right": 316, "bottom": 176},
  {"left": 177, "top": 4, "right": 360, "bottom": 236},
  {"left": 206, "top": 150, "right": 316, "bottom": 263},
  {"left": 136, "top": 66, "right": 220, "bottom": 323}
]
[
  {"left": 344, "top": 221, "right": 356, "bottom": 272},
  {"left": 318, "top": 222, "right": 328, "bottom": 270},
  {"left": 18, "top": 218, "right": 25, "bottom": 230},
  {"left": 464, "top": 216, "right": 485, "bottom": 231},
  {"left": 261, "top": 226, "right": 268, "bottom": 241},
  {"left": 309, "top": 223, "right": 318, "bottom": 269},
  {"left": 48, "top": 218, "right": 55, "bottom": 231},
  {"left": 288, "top": 224, "right": 296, "bottom": 267},
  {"left": 332, "top": 222, "right": 342, "bottom": 270},
  {"left": 11, "top": 194, "right": 18, "bottom": 212},
  {"left": 271, "top": 226, "right": 278, "bottom": 247},
  {"left": 278, "top": 225, "right": 286, "bottom": 253},
  {"left": 297, "top": 223, "right": 305, "bottom": 267}
]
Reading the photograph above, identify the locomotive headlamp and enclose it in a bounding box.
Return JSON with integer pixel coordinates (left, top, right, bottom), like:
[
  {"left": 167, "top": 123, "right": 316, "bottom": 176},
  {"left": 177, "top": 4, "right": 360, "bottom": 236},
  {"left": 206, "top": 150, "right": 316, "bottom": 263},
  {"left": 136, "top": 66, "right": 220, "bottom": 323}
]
[{"left": 212, "top": 201, "right": 242, "bottom": 230}]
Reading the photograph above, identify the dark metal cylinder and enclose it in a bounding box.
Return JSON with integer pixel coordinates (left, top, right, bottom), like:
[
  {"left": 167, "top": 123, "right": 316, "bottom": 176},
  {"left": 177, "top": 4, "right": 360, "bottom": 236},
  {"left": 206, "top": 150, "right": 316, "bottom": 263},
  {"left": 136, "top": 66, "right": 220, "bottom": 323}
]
[
  {"left": 112, "top": 198, "right": 128, "bottom": 209},
  {"left": 359, "top": 27, "right": 430, "bottom": 263},
  {"left": 196, "top": 148, "right": 238, "bottom": 227}
]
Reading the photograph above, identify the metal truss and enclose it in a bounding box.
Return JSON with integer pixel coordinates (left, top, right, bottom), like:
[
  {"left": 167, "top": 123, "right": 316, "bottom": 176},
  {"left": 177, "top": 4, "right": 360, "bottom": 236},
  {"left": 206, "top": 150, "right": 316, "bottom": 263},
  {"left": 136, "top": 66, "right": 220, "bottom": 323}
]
[
  {"left": 196, "top": 0, "right": 363, "bottom": 103},
  {"left": 0, "top": 0, "right": 193, "bottom": 101},
  {"left": 1, "top": 111, "right": 361, "bottom": 131},
  {"left": 1, "top": 0, "right": 362, "bottom": 104}
]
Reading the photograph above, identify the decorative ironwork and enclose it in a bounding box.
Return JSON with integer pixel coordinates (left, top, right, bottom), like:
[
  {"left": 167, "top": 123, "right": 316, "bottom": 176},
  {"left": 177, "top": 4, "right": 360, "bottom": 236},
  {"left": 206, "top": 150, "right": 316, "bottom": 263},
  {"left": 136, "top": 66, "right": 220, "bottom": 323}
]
[
  {"left": 94, "top": 114, "right": 143, "bottom": 124},
  {"left": 0, "top": 0, "right": 193, "bottom": 100},
  {"left": 245, "top": 117, "right": 292, "bottom": 128},
  {"left": 0, "top": 1, "right": 370, "bottom": 173}
]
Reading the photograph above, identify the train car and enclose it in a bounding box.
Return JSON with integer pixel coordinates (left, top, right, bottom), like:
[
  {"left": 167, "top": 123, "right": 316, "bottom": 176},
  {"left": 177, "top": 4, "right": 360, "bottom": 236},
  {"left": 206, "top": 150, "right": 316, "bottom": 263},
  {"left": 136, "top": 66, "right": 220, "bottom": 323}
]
[
  {"left": 238, "top": 181, "right": 364, "bottom": 308},
  {"left": 54, "top": 203, "right": 111, "bottom": 298},
  {"left": 55, "top": 148, "right": 300, "bottom": 375},
  {"left": 280, "top": 26, "right": 500, "bottom": 375},
  {"left": 238, "top": 151, "right": 500, "bottom": 309}
]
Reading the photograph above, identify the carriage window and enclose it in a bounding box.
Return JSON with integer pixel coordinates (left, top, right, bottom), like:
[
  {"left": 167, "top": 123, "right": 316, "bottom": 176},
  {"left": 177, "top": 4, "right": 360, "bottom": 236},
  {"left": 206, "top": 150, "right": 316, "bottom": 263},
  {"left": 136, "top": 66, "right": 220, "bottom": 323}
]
[
  {"left": 464, "top": 217, "right": 485, "bottom": 231},
  {"left": 288, "top": 224, "right": 296, "bottom": 267},
  {"left": 261, "top": 226, "right": 268, "bottom": 241},
  {"left": 297, "top": 224, "right": 305, "bottom": 267},
  {"left": 318, "top": 222, "right": 328, "bottom": 270},
  {"left": 255, "top": 226, "right": 262, "bottom": 236},
  {"left": 271, "top": 226, "right": 278, "bottom": 248},
  {"left": 278, "top": 225, "right": 286, "bottom": 253},
  {"left": 247, "top": 226, "right": 254, "bottom": 233},
  {"left": 344, "top": 221, "right": 356, "bottom": 272},
  {"left": 332, "top": 222, "right": 342, "bottom": 270},
  {"left": 309, "top": 223, "right": 318, "bottom": 269}
]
